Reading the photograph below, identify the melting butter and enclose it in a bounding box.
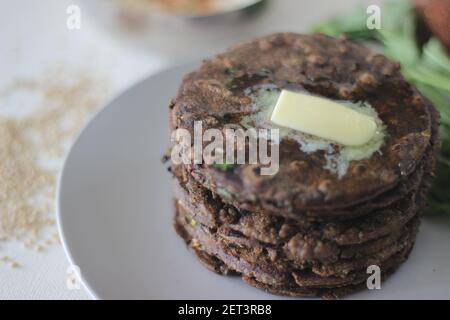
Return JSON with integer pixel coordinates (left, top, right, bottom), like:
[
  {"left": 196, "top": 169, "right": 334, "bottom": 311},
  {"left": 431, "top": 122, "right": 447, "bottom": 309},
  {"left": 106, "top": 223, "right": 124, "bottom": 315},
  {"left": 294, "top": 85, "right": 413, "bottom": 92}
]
[
  {"left": 241, "top": 86, "right": 386, "bottom": 177},
  {"left": 271, "top": 90, "right": 377, "bottom": 146}
]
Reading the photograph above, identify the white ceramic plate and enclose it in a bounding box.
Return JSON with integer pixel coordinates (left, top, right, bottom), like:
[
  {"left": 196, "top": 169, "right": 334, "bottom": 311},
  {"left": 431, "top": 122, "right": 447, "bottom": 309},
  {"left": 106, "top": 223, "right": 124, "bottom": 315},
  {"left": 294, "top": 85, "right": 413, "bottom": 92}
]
[{"left": 57, "top": 63, "right": 450, "bottom": 300}]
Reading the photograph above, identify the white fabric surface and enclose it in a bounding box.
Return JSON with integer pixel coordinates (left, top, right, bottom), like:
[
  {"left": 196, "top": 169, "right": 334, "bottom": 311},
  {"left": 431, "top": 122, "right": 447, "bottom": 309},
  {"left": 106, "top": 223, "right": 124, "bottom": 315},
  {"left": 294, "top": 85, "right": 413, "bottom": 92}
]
[{"left": 0, "top": 0, "right": 166, "bottom": 300}]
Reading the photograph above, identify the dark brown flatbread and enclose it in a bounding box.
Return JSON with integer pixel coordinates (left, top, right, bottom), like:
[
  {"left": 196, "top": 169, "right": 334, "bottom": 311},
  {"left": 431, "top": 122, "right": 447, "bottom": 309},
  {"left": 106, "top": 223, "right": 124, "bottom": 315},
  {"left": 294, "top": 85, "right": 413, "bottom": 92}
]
[
  {"left": 175, "top": 198, "right": 421, "bottom": 278},
  {"left": 174, "top": 202, "right": 418, "bottom": 297},
  {"left": 173, "top": 165, "right": 427, "bottom": 246},
  {"left": 170, "top": 33, "right": 433, "bottom": 216},
  {"left": 242, "top": 253, "right": 411, "bottom": 299},
  {"left": 167, "top": 33, "right": 441, "bottom": 299}
]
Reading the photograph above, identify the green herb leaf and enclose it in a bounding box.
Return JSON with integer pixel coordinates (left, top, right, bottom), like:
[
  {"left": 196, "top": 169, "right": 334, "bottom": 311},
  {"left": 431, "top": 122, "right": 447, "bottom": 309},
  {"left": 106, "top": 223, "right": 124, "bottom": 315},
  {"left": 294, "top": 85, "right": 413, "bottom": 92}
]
[
  {"left": 312, "top": 6, "right": 377, "bottom": 40},
  {"left": 423, "top": 38, "right": 450, "bottom": 75}
]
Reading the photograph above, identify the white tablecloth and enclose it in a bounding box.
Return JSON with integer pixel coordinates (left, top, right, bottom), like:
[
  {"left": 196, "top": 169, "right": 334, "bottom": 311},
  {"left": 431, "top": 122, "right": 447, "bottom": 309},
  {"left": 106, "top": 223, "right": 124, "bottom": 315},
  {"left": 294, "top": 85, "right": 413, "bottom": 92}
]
[{"left": 0, "top": 0, "right": 166, "bottom": 299}]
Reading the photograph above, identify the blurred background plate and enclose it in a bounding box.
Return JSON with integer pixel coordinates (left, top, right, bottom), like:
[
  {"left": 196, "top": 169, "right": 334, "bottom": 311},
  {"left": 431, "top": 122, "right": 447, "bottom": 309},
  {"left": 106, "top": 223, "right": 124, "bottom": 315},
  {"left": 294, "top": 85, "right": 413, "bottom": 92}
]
[
  {"left": 78, "top": 0, "right": 269, "bottom": 61},
  {"left": 78, "top": 0, "right": 383, "bottom": 62}
]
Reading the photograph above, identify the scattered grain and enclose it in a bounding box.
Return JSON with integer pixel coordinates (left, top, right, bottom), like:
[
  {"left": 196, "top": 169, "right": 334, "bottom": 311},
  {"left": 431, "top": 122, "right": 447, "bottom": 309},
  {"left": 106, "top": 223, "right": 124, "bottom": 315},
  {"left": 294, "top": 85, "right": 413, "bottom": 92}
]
[{"left": 0, "top": 69, "right": 109, "bottom": 263}]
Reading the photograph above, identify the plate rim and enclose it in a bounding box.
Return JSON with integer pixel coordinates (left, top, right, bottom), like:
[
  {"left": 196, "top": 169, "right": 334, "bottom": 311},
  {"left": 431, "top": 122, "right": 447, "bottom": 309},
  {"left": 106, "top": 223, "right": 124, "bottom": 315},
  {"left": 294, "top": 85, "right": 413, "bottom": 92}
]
[{"left": 55, "top": 62, "right": 197, "bottom": 300}]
